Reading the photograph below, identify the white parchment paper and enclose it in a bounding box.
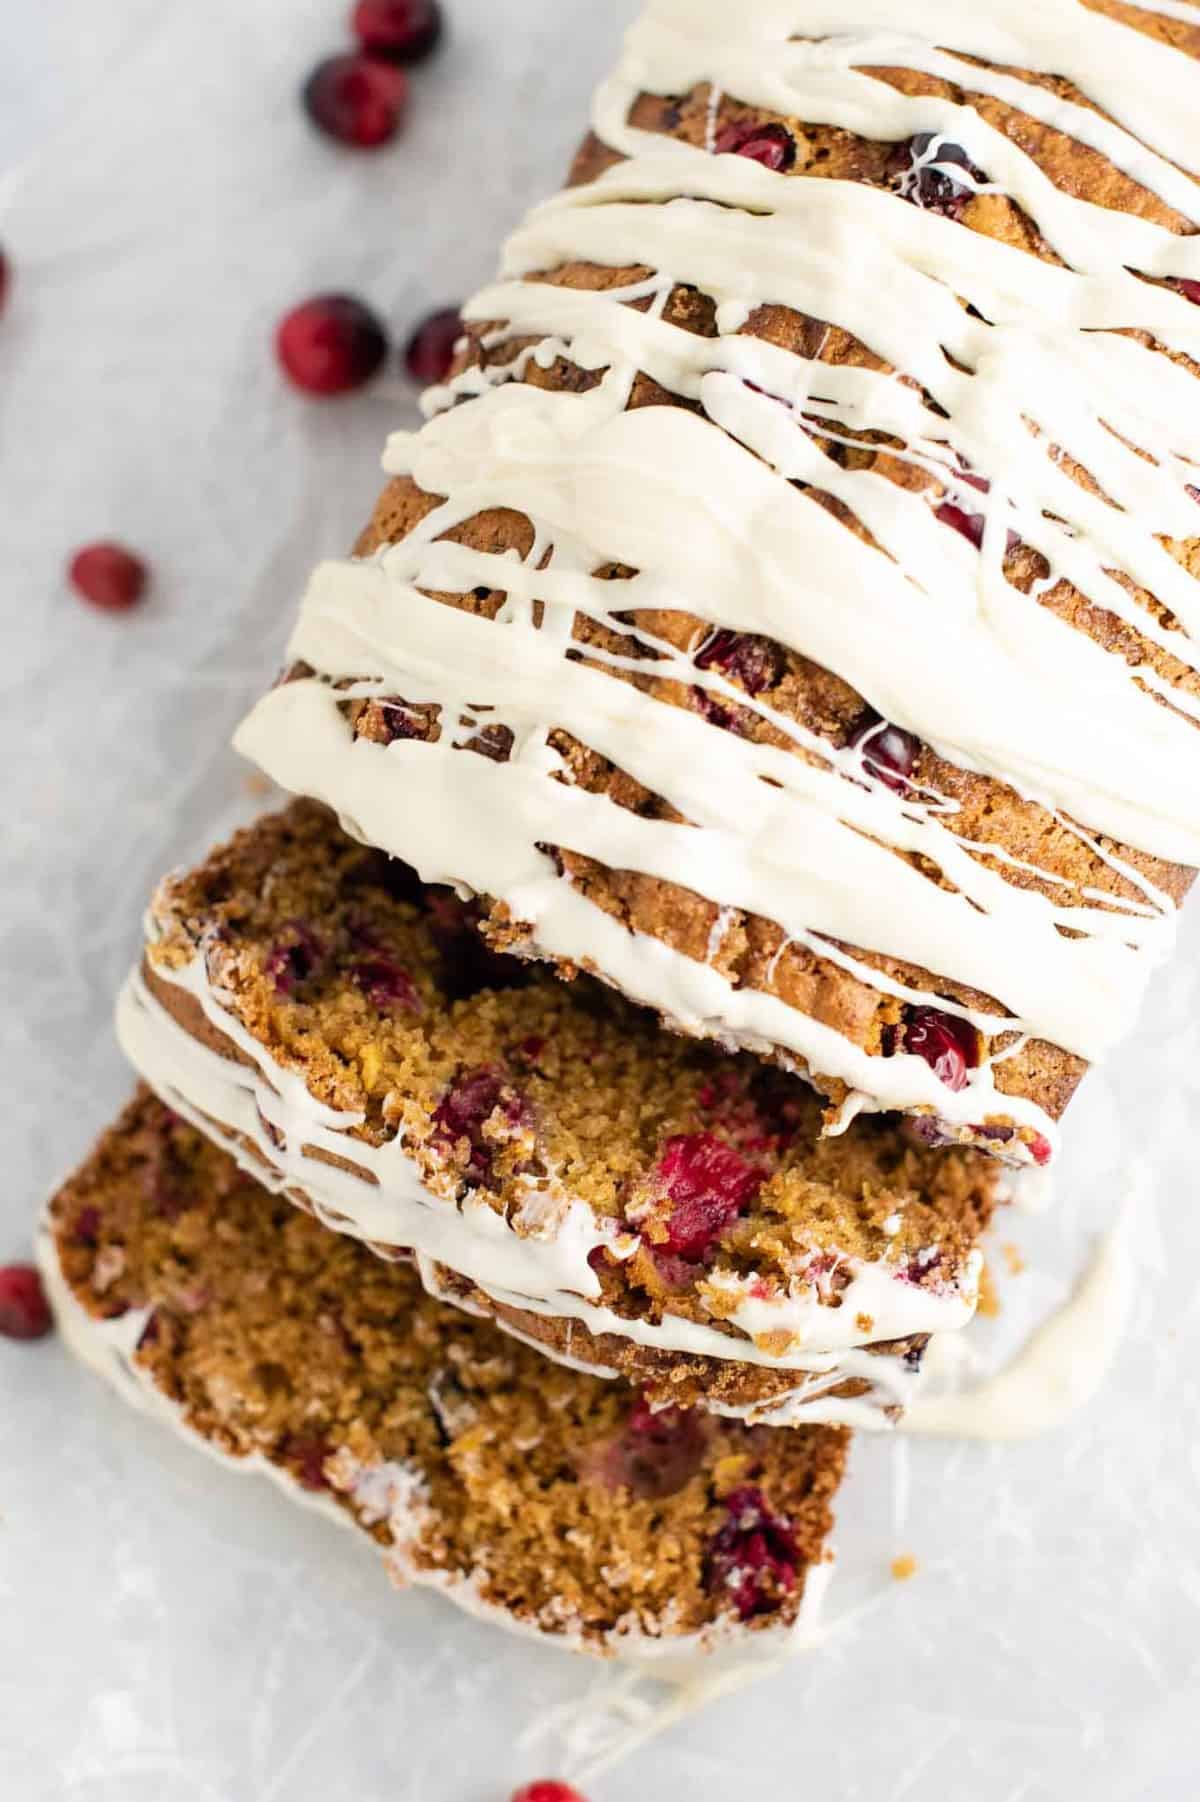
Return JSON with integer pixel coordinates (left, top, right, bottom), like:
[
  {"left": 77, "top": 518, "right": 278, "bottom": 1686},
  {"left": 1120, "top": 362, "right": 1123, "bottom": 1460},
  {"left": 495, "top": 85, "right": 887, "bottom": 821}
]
[{"left": 2, "top": 4, "right": 1199, "bottom": 1797}]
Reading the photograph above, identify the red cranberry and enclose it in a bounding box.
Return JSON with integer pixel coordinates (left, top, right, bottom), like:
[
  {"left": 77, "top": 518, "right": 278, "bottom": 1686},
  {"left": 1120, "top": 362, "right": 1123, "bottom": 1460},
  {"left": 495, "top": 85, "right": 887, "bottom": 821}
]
[
  {"left": 276, "top": 294, "right": 389, "bottom": 396},
  {"left": 1029, "top": 1132, "right": 1052, "bottom": 1167},
  {"left": 694, "top": 629, "right": 783, "bottom": 696},
  {"left": 894, "top": 133, "right": 982, "bottom": 219},
  {"left": 353, "top": 0, "right": 444, "bottom": 65},
  {"left": 935, "top": 489, "right": 1019, "bottom": 556},
  {"left": 403, "top": 306, "right": 463, "bottom": 384},
  {"left": 593, "top": 1399, "right": 709, "bottom": 1501},
  {"left": 302, "top": 54, "right": 408, "bottom": 149},
  {"left": 433, "top": 1067, "right": 525, "bottom": 1185},
  {"left": 715, "top": 120, "right": 797, "bottom": 173},
  {"left": 651, "top": 1132, "right": 762, "bottom": 1260},
  {"left": 850, "top": 712, "right": 919, "bottom": 793},
  {"left": 351, "top": 954, "right": 421, "bottom": 1013},
  {"left": 281, "top": 1435, "right": 333, "bottom": 1491},
  {"left": 0, "top": 1265, "right": 53, "bottom": 1340},
  {"left": 68, "top": 542, "right": 148, "bottom": 613},
  {"left": 0, "top": 247, "right": 10, "bottom": 316},
  {"left": 903, "top": 1006, "right": 981, "bottom": 1092},
  {"left": 705, "top": 1485, "right": 799, "bottom": 1621},
  {"left": 1177, "top": 279, "right": 1200, "bottom": 306},
  {"left": 510, "top": 1785, "right": 587, "bottom": 1802},
  {"left": 691, "top": 686, "right": 746, "bottom": 735}
]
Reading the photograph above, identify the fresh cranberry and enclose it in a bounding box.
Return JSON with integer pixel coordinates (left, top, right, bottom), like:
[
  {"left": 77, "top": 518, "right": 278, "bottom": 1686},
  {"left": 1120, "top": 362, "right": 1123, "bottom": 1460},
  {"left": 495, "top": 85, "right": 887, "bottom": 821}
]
[
  {"left": 705, "top": 1486, "right": 799, "bottom": 1621},
  {"left": 0, "top": 1265, "right": 53, "bottom": 1340},
  {"left": 1029, "top": 1132, "right": 1052, "bottom": 1167},
  {"left": 650, "top": 1132, "right": 762, "bottom": 1261},
  {"left": 715, "top": 119, "right": 797, "bottom": 173},
  {"left": 403, "top": 306, "right": 463, "bottom": 384},
  {"left": 432, "top": 1068, "right": 525, "bottom": 1184},
  {"left": 850, "top": 711, "right": 919, "bottom": 793},
  {"left": 510, "top": 1784, "right": 587, "bottom": 1802},
  {"left": 0, "top": 247, "right": 10, "bottom": 316},
  {"left": 902, "top": 1006, "right": 981, "bottom": 1092},
  {"left": 351, "top": 954, "right": 420, "bottom": 1013},
  {"left": 352, "top": 0, "right": 443, "bottom": 62},
  {"left": 276, "top": 294, "right": 389, "bottom": 396},
  {"left": 936, "top": 493, "right": 1019, "bottom": 556},
  {"left": 939, "top": 499, "right": 988, "bottom": 549},
  {"left": 1177, "top": 279, "right": 1200, "bottom": 306},
  {"left": 694, "top": 629, "right": 783, "bottom": 696},
  {"left": 281, "top": 1435, "right": 333, "bottom": 1491},
  {"left": 594, "top": 1399, "right": 709, "bottom": 1500},
  {"left": 265, "top": 923, "right": 324, "bottom": 996},
  {"left": 302, "top": 53, "right": 408, "bottom": 149},
  {"left": 894, "top": 133, "right": 982, "bottom": 219},
  {"left": 68, "top": 542, "right": 148, "bottom": 613}
]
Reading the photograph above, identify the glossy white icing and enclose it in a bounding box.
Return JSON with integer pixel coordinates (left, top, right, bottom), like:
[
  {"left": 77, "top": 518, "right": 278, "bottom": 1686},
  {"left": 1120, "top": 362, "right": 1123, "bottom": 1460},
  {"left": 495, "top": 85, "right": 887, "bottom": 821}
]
[
  {"left": 116, "top": 956, "right": 981, "bottom": 1385},
  {"left": 235, "top": 0, "right": 1200, "bottom": 1150},
  {"left": 416, "top": 1254, "right": 922, "bottom": 1431},
  {"left": 905, "top": 1205, "right": 1133, "bottom": 1437},
  {"left": 37, "top": 1215, "right": 835, "bottom": 1666}
]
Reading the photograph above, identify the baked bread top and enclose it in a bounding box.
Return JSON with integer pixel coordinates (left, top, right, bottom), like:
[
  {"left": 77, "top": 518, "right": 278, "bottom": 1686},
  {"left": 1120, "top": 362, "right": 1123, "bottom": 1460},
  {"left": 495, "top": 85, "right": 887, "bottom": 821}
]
[{"left": 237, "top": 1, "right": 1200, "bottom": 1161}]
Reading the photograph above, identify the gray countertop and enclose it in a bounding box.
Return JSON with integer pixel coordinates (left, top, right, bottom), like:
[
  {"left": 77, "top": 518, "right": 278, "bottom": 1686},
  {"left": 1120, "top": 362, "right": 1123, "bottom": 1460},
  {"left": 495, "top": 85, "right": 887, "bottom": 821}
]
[{"left": 3, "top": 4, "right": 1198, "bottom": 1797}]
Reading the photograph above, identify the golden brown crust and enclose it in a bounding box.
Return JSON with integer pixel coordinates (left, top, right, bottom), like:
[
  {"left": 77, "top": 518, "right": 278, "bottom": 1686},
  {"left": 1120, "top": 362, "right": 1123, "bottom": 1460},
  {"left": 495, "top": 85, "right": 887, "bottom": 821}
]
[
  {"left": 48, "top": 1089, "right": 848, "bottom": 1644},
  {"left": 330, "top": 19, "right": 1200, "bottom": 1150}
]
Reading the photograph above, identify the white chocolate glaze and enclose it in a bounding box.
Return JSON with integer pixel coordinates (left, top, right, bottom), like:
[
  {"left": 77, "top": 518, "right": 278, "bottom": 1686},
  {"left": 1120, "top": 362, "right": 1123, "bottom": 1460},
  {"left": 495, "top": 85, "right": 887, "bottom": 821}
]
[
  {"left": 37, "top": 1215, "right": 834, "bottom": 1667},
  {"left": 416, "top": 1254, "right": 922, "bottom": 1431},
  {"left": 235, "top": 0, "right": 1200, "bottom": 1150},
  {"left": 117, "top": 957, "right": 981, "bottom": 1389},
  {"left": 904, "top": 1206, "right": 1133, "bottom": 1437}
]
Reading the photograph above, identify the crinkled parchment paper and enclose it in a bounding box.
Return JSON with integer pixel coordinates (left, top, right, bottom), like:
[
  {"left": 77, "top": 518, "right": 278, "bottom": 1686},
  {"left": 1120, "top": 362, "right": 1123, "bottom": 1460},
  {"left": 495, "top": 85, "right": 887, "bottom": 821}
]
[{"left": 2, "top": 3, "right": 1198, "bottom": 1796}]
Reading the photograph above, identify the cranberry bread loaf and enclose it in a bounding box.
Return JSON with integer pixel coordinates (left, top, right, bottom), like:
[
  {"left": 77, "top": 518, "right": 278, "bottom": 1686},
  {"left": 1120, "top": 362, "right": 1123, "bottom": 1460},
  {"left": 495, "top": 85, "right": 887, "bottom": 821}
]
[
  {"left": 42, "top": 1089, "right": 847, "bottom": 1657},
  {"left": 236, "top": 1, "right": 1200, "bottom": 1166},
  {"left": 118, "top": 802, "right": 1003, "bottom": 1427}
]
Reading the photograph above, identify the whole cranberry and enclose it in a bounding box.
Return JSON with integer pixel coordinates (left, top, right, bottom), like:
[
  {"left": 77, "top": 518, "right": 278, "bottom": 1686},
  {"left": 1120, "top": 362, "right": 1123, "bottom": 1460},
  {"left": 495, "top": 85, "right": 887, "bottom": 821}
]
[
  {"left": 694, "top": 628, "right": 783, "bottom": 696},
  {"left": 510, "top": 1786, "right": 587, "bottom": 1802},
  {"left": 404, "top": 306, "right": 463, "bottom": 384},
  {"left": 276, "top": 294, "right": 389, "bottom": 395},
  {"left": 0, "top": 1264, "right": 53, "bottom": 1340},
  {"left": 302, "top": 53, "right": 408, "bottom": 149},
  {"left": 903, "top": 1006, "right": 981, "bottom": 1092},
  {"left": 715, "top": 119, "right": 797, "bottom": 173},
  {"left": 850, "top": 712, "right": 919, "bottom": 793},
  {"left": 68, "top": 542, "right": 149, "bottom": 612},
  {"left": 651, "top": 1132, "right": 762, "bottom": 1261},
  {"left": 352, "top": 0, "right": 444, "bottom": 63}
]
